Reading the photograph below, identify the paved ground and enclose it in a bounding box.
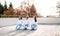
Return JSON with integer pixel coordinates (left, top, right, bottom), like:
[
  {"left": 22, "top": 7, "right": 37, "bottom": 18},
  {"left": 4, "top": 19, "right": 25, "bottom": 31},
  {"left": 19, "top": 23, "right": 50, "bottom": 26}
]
[{"left": 0, "top": 25, "right": 60, "bottom": 36}]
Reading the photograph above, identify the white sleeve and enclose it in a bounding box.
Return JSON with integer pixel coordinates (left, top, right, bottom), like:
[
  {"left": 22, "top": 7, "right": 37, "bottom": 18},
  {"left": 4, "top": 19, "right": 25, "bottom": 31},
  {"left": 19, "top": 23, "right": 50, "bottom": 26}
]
[{"left": 17, "top": 20, "right": 20, "bottom": 24}]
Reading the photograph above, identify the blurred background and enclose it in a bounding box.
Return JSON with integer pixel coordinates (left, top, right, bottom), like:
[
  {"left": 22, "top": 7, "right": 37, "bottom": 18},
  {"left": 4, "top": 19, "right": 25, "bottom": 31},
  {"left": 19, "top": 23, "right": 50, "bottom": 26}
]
[{"left": 0, "top": 0, "right": 60, "bottom": 18}]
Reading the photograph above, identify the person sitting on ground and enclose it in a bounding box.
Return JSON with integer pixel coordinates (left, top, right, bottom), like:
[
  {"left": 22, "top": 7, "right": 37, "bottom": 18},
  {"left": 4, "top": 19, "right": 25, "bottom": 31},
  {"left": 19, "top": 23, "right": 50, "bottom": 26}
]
[
  {"left": 16, "top": 16, "right": 23, "bottom": 30},
  {"left": 31, "top": 15, "right": 37, "bottom": 30},
  {"left": 24, "top": 15, "right": 30, "bottom": 30}
]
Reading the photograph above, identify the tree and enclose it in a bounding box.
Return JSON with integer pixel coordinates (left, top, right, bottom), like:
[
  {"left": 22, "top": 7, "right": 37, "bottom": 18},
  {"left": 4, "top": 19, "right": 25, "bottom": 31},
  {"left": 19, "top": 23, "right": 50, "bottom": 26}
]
[
  {"left": 3, "top": 8, "right": 14, "bottom": 15},
  {"left": 4, "top": 2, "right": 14, "bottom": 15},
  {"left": 4, "top": 1, "right": 7, "bottom": 11},
  {"left": 56, "top": 1, "right": 60, "bottom": 17},
  {"left": 30, "top": 4, "right": 37, "bottom": 17},
  {"left": 7, "top": 2, "right": 14, "bottom": 15},
  {"left": 0, "top": 3, "right": 4, "bottom": 14},
  {"left": 30, "top": 4, "right": 36, "bottom": 13},
  {"left": 9, "top": 2, "right": 13, "bottom": 8}
]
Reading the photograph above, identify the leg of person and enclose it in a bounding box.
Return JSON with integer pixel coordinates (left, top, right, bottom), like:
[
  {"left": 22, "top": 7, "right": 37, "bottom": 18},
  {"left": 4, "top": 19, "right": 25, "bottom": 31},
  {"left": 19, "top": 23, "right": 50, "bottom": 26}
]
[
  {"left": 16, "top": 24, "right": 22, "bottom": 30},
  {"left": 16, "top": 24, "right": 19, "bottom": 30},
  {"left": 31, "top": 24, "right": 36, "bottom": 30},
  {"left": 24, "top": 24, "right": 29, "bottom": 30}
]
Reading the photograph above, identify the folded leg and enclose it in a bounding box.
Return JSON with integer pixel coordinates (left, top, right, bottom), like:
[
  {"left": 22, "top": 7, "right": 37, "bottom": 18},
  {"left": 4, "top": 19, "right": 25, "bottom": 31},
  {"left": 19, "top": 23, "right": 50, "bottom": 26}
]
[
  {"left": 31, "top": 24, "right": 36, "bottom": 30},
  {"left": 16, "top": 24, "right": 22, "bottom": 30},
  {"left": 24, "top": 24, "right": 29, "bottom": 30}
]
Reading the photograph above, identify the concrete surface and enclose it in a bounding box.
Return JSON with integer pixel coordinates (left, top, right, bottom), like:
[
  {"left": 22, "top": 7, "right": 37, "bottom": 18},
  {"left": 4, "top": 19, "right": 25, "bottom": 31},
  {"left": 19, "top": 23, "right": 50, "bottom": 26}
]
[
  {"left": 0, "top": 25, "right": 60, "bottom": 36},
  {"left": 0, "top": 18, "right": 60, "bottom": 27}
]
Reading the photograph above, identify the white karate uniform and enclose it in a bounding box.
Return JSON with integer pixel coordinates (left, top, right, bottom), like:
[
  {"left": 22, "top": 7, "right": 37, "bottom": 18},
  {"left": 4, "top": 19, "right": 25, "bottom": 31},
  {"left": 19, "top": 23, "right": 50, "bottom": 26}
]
[
  {"left": 16, "top": 20, "right": 23, "bottom": 30},
  {"left": 31, "top": 20, "right": 37, "bottom": 29},
  {"left": 23, "top": 19, "right": 30, "bottom": 29}
]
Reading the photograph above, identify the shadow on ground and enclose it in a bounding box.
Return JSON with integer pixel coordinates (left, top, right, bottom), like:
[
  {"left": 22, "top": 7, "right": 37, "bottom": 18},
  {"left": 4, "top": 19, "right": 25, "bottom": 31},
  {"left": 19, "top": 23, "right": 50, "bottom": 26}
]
[{"left": 0, "top": 29, "right": 36, "bottom": 36}]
